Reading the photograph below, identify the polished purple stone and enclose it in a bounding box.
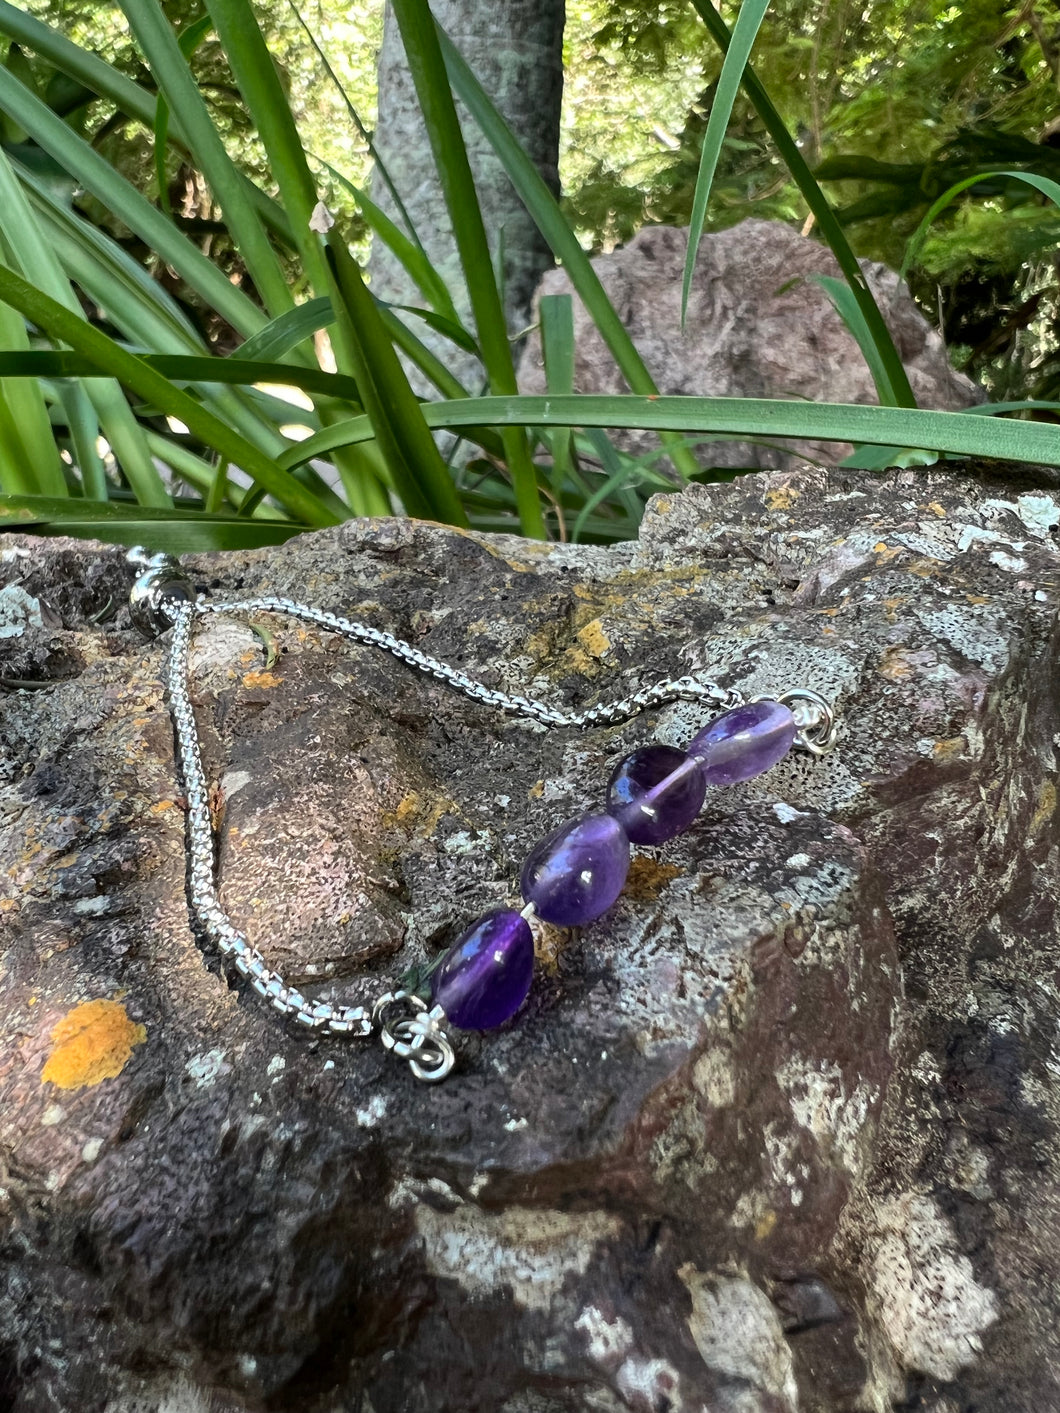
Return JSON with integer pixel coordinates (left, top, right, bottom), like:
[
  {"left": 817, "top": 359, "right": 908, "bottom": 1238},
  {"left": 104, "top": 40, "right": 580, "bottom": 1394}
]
[
  {"left": 521, "top": 812, "right": 630, "bottom": 926},
  {"left": 687, "top": 699, "right": 797, "bottom": 786},
  {"left": 431, "top": 908, "right": 534, "bottom": 1030},
  {"left": 606, "top": 744, "right": 707, "bottom": 845}
]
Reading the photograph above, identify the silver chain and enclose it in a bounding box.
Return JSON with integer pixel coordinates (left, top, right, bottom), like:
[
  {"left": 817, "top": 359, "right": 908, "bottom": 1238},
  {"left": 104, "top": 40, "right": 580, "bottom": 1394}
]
[
  {"left": 137, "top": 554, "right": 837, "bottom": 1082},
  {"left": 199, "top": 595, "right": 744, "bottom": 724}
]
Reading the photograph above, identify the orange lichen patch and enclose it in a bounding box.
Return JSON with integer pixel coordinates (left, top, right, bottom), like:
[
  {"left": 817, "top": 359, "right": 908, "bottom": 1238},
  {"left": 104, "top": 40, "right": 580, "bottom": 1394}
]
[
  {"left": 241, "top": 670, "right": 283, "bottom": 690},
  {"left": 933, "top": 738, "right": 965, "bottom": 763},
  {"left": 575, "top": 618, "right": 611, "bottom": 659},
  {"left": 764, "top": 487, "right": 797, "bottom": 511},
  {"left": 41, "top": 1000, "right": 146, "bottom": 1091},
  {"left": 381, "top": 790, "right": 455, "bottom": 836},
  {"left": 873, "top": 542, "right": 902, "bottom": 561},
  {"left": 624, "top": 855, "right": 682, "bottom": 902},
  {"left": 149, "top": 799, "right": 177, "bottom": 814}
]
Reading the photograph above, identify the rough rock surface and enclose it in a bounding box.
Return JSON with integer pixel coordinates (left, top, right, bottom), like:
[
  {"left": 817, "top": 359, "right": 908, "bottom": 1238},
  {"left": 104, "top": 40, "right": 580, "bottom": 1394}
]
[
  {"left": 1, "top": 464, "right": 1058, "bottom": 1413},
  {"left": 517, "top": 221, "right": 980, "bottom": 470}
]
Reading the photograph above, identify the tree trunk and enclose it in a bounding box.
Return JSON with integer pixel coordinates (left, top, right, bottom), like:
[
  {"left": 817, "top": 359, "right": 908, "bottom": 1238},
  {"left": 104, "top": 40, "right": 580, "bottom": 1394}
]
[{"left": 370, "top": 0, "right": 565, "bottom": 391}]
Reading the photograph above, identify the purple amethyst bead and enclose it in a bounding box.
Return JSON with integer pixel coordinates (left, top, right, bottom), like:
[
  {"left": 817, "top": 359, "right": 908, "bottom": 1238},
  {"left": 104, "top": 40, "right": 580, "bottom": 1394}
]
[
  {"left": 687, "top": 699, "right": 797, "bottom": 786},
  {"left": 521, "top": 812, "right": 630, "bottom": 926},
  {"left": 606, "top": 744, "right": 707, "bottom": 845},
  {"left": 431, "top": 908, "right": 534, "bottom": 1030}
]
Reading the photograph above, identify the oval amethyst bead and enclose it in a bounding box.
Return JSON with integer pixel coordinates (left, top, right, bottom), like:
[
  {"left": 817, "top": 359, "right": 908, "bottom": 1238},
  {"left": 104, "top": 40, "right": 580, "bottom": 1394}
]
[
  {"left": 687, "top": 699, "right": 797, "bottom": 786},
  {"left": 606, "top": 744, "right": 706, "bottom": 845},
  {"left": 521, "top": 812, "right": 630, "bottom": 926},
  {"left": 431, "top": 908, "right": 534, "bottom": 1030}
]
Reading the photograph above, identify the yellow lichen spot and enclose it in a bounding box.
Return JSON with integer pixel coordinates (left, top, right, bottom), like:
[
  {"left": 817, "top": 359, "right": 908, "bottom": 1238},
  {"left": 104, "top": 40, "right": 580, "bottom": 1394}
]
[
  {"left": 764, "top": 487, "right": 797, "bottom": 511},
  {"left": 874, "top": 542, "right": 902, "bottom": 562},
  {"left": 41, "top": 1000, "right": 146, "bottom": 1091},
  {"left": 0, "top": 897, "right": 17, "bottom": 912},
  {"left": 624, "top": 855, "right": 682, "bottom": 901},
  {"left": 1029, "top": 780, "right": 1057, "bottom": 840},
  {"left": 926, "top": 501, "right": 947, "bottom": 518},
  {"left": 528, "top": 779, "right": 546, "bottom": 800},
  {"left": 754, "top": 1209, "right": 778, "bottom": 1241},
  {"left": 575, "top": 618, "right": 611, "bottom": 659},
  {"left": 932, "top": 738, "right": 965, "bottom": 763},
  {"left": 381, "top": 790, "right": 454, "bottom": 836},
  {"left": 965, "top": 594, "right": 991, "bottom": 606},
  {"left": 241, "top": 670, "right": 283, "bottom": 690}
]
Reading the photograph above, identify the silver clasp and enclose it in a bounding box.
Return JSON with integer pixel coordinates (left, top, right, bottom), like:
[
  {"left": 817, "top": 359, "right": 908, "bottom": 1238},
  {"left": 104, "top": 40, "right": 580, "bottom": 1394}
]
[
  {"left": 776, "top": 687, "right": 839, "bottom": 756},
  {"left": 127, "top": 547, "right": 195, "bottom": 635},
  {"left": 372, "top": 991, "right": 456, "bottom": 1083}
]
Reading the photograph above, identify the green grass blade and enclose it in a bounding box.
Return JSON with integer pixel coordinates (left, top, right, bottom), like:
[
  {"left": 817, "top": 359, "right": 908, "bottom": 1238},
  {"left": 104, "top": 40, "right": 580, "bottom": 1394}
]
[
  {"left": 685, "top": 0, "right": 916, "bottom": 409},
  {"left": 154, "top": 13, "right": 213, "bottom": 218},
  {"left": 0, "top": 261, "right": 341, "bottom": 525},
  {"left": 0, "top": 65, "right": 269, "bottom": 339},
  {"left": 682, "top": 0, "right": 771, "bottom": 326},
  {"left": 55, "top": 383, "right": 107, "bottom": 499},
  {"left": 322, "top": 233, "right": 467, "bottom": 525},
  {"left": 0, "top": 493, "right": 305, "bottom": 551},
  {"left": 540, "top": 293, "right": 575, "bottom": 494},
  {"left": 0, "top": 1, "right": 295, "bottom": 247},
  {"left": 901, "top": 169, "right": 1060, "bottom": 280},
  {"left": 274, "top": 393, "right": 1060, "bottom": 472},
  {"left": 118, "top": 0, "right": 294, "bottom": 320},
  {"left": 438, "top": 26, "right": 703, "bottom": 485},
  {"left": 0, "top": 143, "right": 169, "bottom": 504},
  {"left": 0, "top": 315, "right": 66, "bottom": 499},
  {"left": 315, "top": 157, "right": 465, "bottom": 327},
  {"left": 0, "top": 350, "right": 360, "bottom": 401},
  {"left": 231, "top": 297, "right": 334, "bottom": 362},
  {"left": 813, "top": 274, "right": 901, "bottom": 407},
  {"left": 389, "top": 0, "right": 545, "bottom": 539},
  {"left": 202, "top": 0, "right": 322, "bottom": 279}
]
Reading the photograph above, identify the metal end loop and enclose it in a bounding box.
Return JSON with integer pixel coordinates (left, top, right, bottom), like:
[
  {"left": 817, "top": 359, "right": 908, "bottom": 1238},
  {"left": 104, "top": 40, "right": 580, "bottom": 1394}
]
[
  {"left": 127, "top": 547, "right": 195, "bottom": 636},
  {"left": 373, "top": 991, "right": 456, "bottom": 1083},
  {"left": 777, "top": 687, "right": 839, "bottom": 756}
]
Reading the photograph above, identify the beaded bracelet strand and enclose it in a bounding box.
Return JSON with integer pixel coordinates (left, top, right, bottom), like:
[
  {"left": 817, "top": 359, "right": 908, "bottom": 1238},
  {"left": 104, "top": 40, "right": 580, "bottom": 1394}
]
[{"left": 130, "top": 549, "right": 838, "bottom": 1083}]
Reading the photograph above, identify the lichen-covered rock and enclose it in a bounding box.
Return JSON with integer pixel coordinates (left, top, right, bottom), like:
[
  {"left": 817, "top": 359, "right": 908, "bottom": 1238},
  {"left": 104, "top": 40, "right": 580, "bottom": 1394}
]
[
  {"left": 517, "top": 221, "right": 980, "bottom": 471},
  {"left": 1, "top": 465, "right": 1058, "bottom": 1412}
]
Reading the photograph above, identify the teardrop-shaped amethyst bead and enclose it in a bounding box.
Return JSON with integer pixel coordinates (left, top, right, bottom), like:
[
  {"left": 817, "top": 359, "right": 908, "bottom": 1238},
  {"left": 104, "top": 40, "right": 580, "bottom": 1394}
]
[
  {"left": 431, "top": 908, "right": 534, "bottom": 1030},
  {"left": 687, "top": 699, "right": 796, "bottom": 786},
  {"left": 606, "top": 744, "right": 706, "bottom": 845},
  {"left": 521, "top": 812, "right": 630, "bottom": 926}
]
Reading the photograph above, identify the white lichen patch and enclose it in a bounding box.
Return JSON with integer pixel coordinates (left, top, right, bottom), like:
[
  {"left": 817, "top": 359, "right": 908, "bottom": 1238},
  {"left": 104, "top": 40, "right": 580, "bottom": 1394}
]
[
  {"left": 679, "top": 1266, "right": 799, "bottom": 1409},
  {"left": 575, "top": 1305, "right": 635, "bottom": 1367},
  {"left": 184, "top": 1049, "right": 227, "bottom": 1089},
  {"left": 355, "top": 1093, "right": 388, "bottom": 1127},
  {"left": 871, "top": 1193, "right": 998, "bottom": 1380},
  {"left": 616, "top": 1356, "right": 683, "bottom": 1408},
  {"left": 411, "top": 1201, "right": 619, "bottom": 1312},
  {"left": 0, "top": 584, "right": 43, "bottom": 638},
  {"left": 777, "top": 1056, "right": 878, "bottom": 1176},
  {"left": 1015, "top": 491, "right": 1060, "bottom": 535}
]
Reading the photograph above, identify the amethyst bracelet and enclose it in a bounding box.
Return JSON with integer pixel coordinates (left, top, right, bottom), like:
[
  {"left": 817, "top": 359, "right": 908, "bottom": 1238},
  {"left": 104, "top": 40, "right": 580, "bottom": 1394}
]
[
  {"left": 428, "top": 699, "right": 800, "bottom": 1032},
  {"left": 130, "top": 548, "right": 837, "bottom": 1083}
]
